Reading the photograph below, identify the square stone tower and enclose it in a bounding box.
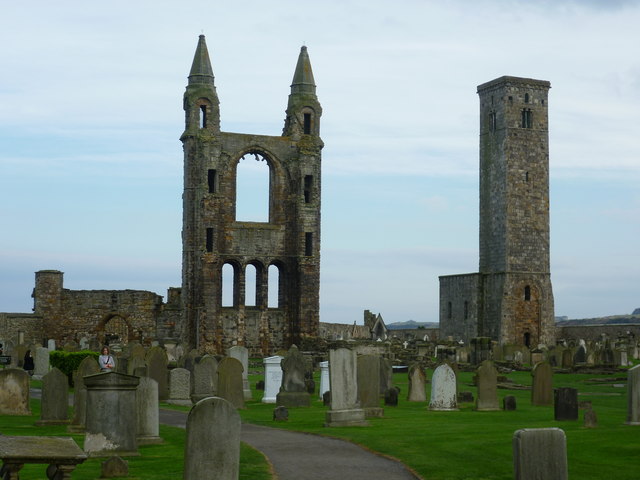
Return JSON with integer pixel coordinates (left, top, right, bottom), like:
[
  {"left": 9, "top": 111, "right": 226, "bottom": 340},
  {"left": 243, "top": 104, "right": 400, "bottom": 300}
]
[
  {"left": 180, "top": 36, "right": 323, "bottom": 355},
  {"left": 440, "top": 76, "right": 555, "bottom": 347}
]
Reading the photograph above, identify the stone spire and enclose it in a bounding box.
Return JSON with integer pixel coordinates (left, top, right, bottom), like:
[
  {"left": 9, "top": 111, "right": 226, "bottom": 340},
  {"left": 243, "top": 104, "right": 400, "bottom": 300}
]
[
  {"left": 188, "top": 34, "right": 215, "bottom": 86},
  {"left": 290, "top": 45, "right": 316, "bottom": 95}
]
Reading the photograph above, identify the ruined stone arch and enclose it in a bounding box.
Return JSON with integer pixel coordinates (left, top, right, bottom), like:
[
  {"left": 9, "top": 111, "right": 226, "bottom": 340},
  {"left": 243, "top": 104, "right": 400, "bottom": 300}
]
[
  {"left": 220, "top": 259, "right": 242, "bottom": 307},
  {"left": 96, "top": 313, "right": 133, "bottom": 347},
  {"left": 244, "top": 259, "right": 266, "bottom": 308},
  {"left": 267, "top": 260, "right": 287, "bottom": 309}
]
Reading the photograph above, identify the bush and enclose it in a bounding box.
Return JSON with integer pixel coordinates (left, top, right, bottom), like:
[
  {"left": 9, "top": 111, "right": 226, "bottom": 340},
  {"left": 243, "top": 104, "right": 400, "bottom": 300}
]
[{"left": 49, "top": 350, "right": 99, "bottom": 385}]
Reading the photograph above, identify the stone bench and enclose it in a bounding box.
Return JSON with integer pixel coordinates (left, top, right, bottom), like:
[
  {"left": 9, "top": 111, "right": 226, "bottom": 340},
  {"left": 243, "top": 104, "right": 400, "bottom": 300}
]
[{"left": 0, "top": 436, "right": 87, "bottom": 479}]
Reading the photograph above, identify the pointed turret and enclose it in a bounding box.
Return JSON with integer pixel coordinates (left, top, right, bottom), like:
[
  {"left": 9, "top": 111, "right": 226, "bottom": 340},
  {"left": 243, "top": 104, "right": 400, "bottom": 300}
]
[
  {"left": 183, "top": 34, "right": 220, "bottom": 134},
  {"left": 283, "top": 46, "right": 322, "bottom": 138}
]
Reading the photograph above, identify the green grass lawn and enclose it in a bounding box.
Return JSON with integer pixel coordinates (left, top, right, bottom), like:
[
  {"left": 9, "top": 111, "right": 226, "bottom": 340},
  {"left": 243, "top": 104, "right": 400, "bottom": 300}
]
[{"left": 240, "top": 367, "right": 640, "bottom": 480}]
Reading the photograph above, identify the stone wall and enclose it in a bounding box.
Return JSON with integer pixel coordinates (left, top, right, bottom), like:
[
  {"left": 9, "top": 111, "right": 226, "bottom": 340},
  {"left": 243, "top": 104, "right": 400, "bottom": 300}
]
[{"left": 439, "top": 273, "right": 480, "bottom": 340}]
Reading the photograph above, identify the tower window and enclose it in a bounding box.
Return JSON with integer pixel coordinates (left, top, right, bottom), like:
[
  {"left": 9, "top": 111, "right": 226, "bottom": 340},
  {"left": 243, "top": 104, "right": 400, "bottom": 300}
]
[
  {"left": 206, "top": 228, "right": 213, "bottom": 252},
  {"left": 305, "top": 232, "right": 313, "bottom": 256},
  {"left": 200, "top": 105, "right": 207, "bottom": 128},
  {"left": 464, "top": 300, "right": 469, "bottom": 320},
  {"left": 524, "top": 93, "right": 530, "bottom": 104},
  {"left": 304, "top": 175, "right": 313, "bottom": 203},
  {"left": 525, "top": 171, "right": 529, "bottom": 183},
  {"left": 521, "top": 109, "right": 532, "bottom": 128},
  {"left": 303, "top": 113, "right": 311, "bottom": 134},
  {"left": 524, "top": 332, "right": 531, "bottom": 347},
  {"left": 208, "top": 169, "right": 217, "bottom": 193},
  {"left": 524, "top": 285, "right": 531, "bottom": 301},
  {"left": 447, "top": 301, "right": 452, "bottom": 320},
  {"left": 489, "top": 112, "right": 497, "bottom": 132}
]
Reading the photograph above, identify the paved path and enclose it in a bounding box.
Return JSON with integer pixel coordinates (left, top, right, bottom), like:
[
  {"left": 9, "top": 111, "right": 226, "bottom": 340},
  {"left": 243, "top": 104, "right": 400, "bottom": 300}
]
[{"left": 159, "top": 408, "right": 420, "bottom": 480}]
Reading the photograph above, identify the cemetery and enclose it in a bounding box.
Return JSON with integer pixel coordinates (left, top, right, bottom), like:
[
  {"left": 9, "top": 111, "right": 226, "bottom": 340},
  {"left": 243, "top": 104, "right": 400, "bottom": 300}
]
[{"left": 0, "top": 340, "right": 638, "bottom": 479}]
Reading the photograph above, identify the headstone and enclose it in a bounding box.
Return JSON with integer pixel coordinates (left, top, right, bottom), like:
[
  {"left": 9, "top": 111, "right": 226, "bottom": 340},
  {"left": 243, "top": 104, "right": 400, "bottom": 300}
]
[
  {"left": 554, "top": 387, "right": 578, "bottom": 421},
  {"left": 145, "top": 346, "right": 169, "bottom": 400},
  {"left": 273, "top": 405, "right": 289, "bottom": 422},
  {"left": 276, "top": 345, "right": 310, "bottom": 407},
  {"left": 318, "top": 360, "right": 330, "bottom": 399},
  {"left": 531, "top": 361, "right": 553, "bottom": 406},
  {"left": 228, "top": 346, "right": 252, "bottom": 400},
  {"left": 184, "top": 397, "right": 240, "bottom": 480},
  {"left": 33, "top": 346, "right": 50, "bottom": 378},
  {"left": 584, "top": 408, "right": 598, "bottom": 428},
  {"left": 100, "top": 456, "right": 129, "bottom": 478},
  {"left": 325, "top": 348, "right": 368, "bottom": 427},
  {"left": 36, "top": 367, "right": 69, "bottom": 425},
  {"left": 503, "top": 395, "right": 517, "bottom": 411},
  {"left": 626, "top": 363, "right": 640, "bottom": 425},
  {"left": 379, "top": 357, "right": 393, "bottom": 395},
  {"left": 69, "top": 356, "right": 100, "bottom": 432},
  {"left": 127, "top": 355, "right": 147, "bottom": 376},
  {"left": 573, "top": 344, "right": 587, "bottom": 364},
  {"left": 429, "top": 363, "right": 458, "bottom": 411},
  {"left": 513, "top": 428, "right": 568, "bottom": 480},
  {"left": 458, "top": 391, "right": 474, "bottom": 403},
  {"left": 0, "top": 368, "right": 31, "bottom": 415},
  {"left": 47, "top": 339, "right": 56, "bottom": 351},
  {"left": 167, "top": 368, "right": 192, "bottom": 406},
  {"left": 192, "top": 355, "right": 218, "bottom": 403},
  {"left": 476, "top": 360, "right": 499, "bottom": 411},
  {"left": 561, "top": 349, "right": 573, "bottom": 369},
  {"left": 407, "top": 364, "right": 427, "bottom": 402},
  {"left": 323, "top": 390, "right": 331, "bottom": 406},
  {"left": 262, "top": 355, "right": 283, "bottom": 404},
  {"left": 136, "top": 376, "right": 162, "bottom": 445},
  {"left": 217, "top": 357, "right": 245, "bottom": 409},
  {"left": 84, "top": 372, "right": 140, "bottom": 456},
  {"left": 358, "top": 354, "right": 383, "bottom": 417},
  {"left": 384, "top": 387, "right": 399, "bottom": 406}
]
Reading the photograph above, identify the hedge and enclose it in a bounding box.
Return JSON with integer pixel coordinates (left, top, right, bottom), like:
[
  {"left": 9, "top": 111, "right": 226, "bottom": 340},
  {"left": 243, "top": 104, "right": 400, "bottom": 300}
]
[{"left": 49, "top": 350, "right": 99, "bottom": 385}]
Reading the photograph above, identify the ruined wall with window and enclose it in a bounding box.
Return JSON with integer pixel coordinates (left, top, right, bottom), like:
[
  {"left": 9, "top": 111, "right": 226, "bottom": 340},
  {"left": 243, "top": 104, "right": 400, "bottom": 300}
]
[{"left": 180, "top": 37, "right": 322, "bottom": 356}]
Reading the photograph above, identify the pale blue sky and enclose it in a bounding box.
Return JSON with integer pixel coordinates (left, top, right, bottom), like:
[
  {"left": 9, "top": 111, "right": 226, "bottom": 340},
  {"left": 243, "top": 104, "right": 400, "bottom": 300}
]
[{"left": 1, "top": 0, "right": 639, "bottom": 324}]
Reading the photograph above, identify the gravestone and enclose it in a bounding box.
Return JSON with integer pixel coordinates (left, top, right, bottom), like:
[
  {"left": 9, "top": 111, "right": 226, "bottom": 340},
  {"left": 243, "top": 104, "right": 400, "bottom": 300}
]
[
  {"left": 573, "top": 344, "right": 587, "bottom": 364},
  {"left": 503, "top": 395, "right": 517, "bottom": 411},
  {"left": 273, "top": 405, "right": 289, "bottom": 422},
  {"left": 325, "top": 348, "right": 368, "bottom": 427},
  {"left": 429, "top": 363, "right": 458, "bottom": 411},
  {"left": 0, "top": 368, "right": 31, "bottom": 415},
  {"left": 33, "top": 346, "right": 50, "bottom": 378},
  {"left": 167, "top": 368, "right": 192, "bottom": 406},
  {"left": 384, "top": 387, "right": 399, "bottom": 406},
  {"left": 136, "top": 376, "right": 162, "bottom": 445},
  {"left": 626, "top": 363, "right": 640, "bottom": 425},
  {"left": 318, "top": 360, "right": 330, "bottom": 399},
  {"left": 531, "top": 361, "right": 553, "bottom": 406},
  {"left": 379, "top": 357, "right": 393, "bottom": 395},
  {"left": 228, "top": 346, "right": 252, "bottom": 400},
  {"left": 36, "top": 367, "right": 69, "bottom": 425},
  {"left": 513, "top": 428, "right": 568, "bottom": 480},
  {"left": 323, "top": 390, "right": 331, "bottom": 406},
  {"left": 101, "top": 456, "right": 129, "bottom": 478},
  {"left": 554, "top": 387, "right": 578, "bottom": 421},
  {"left": 476, "top": 360, "right": 499, "bottom": 411},
  {"left": 358, "top": 354, "right": 383, "bottom": 417},
  {"left": 145, "top": 346, "right": 169, "bottom": 400},
  {"left": 84, "top": 372, "right": 140, "bottom": 457},
  {"left": 192, "top": 355, "right": 218, "bottom": 403},
  {"left": 184, "top": 397, "right": 240, "bottom": 480},
  {"left": 407, "top": 364, "right": 427, "bottom": 402},
  {"left": 584, "top": 408, "right": 598, "bottom": 428},
  {"left": 127, "top": 355, "right": 147, "bottom": 377},
  {"left": 217, "top": 357, "right": 245, "bottom": 409},
  {"left": 276, "top": 345, "right": 310, "bottom": 407},
  {"left": 47, "top": 339, "right": 56, "bottom": 351},
  {"left": 261, "top": 355, "right": 283, "bottom": 404},
  {"left": 69, "top": 356, "right": 100, "bottom": 432},
  {"left": 561, "top": 349, "right": 573, "bottom": 369}
]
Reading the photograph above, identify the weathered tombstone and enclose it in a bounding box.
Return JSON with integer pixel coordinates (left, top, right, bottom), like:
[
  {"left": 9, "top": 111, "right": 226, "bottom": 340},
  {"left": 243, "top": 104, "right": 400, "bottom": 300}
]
[
  {"left": 531, "top": 361, "right": 553, "bottom": 406},
  {"left": 318, "top": 360, "right": 330, "bottom": 400},
  {"left": 458, "top": 391, "right": 474, "bottom": 403},
  {"left": 167, "top": 368, "right": 192, "bottom": 406},
  {"left": 358, "top": 354, "right": 383, "bottom": 417},
  {"left": 192, "top": 354, "right": 218, "bottom": 403},
  {"left": 101, "top": 456, "right": 129, "bottom": 478},
  {"left": 513, "top": 428, "right": 568, "bottom": 480},
  {"left": 429, "top": 363, "right": 458, "bottom": 411},
  {"left": 476, "top": 360, "right": 499, "bottom": 411},
  {"left": 261, "top": 355, "right": 283, "bottom": 404},
  {"left": 584, "top": 408, "right": 598, "bottom": 428},
  {"left": 127, "top": 354, "right": 147, "bottom": 377},
  {"left": 145, "top": 346, "right": 169, "bottom": 400},
  {"left": 322, "top": 390, "right": 331, "bottom": 406},
  {"left": 14, "top": 344, "right": 27, "bottom": 367},
  {"left": 554, "top": 387, "right": 578, "bottom": 421},
  {"left": 0, "top": 368, "right": 31, "bottom": 415},
  {"left": 503, "top": 395, "right": 517, "bottom": 411},
  {"left": 84, "top": 372, "right": 140, "bottom": 457},
  {"left": 184, "top": 397, "right": 240, "bottom": 480},
  {"left": 217, "top": 357, "right": 245, "bottom": 409},
  {"left": 384, "top": 387, "right": 399, "bottom": 406},
  {"left": 47, "top": 339, "right": 56, "bottom": 351},
  {"left": 273, "top": 405, "right": 289, "bottom": 422},
  {"left": 33, "top": 346, "right": 50, "bottom": 378},
  {"left": 228, "top": 346, "right": 252, "bottom": 400},
  {"left": 379, "top": 357, "right": 393, "bottom": 395},
  {"left": 626, "top": 363, "right": 640, "bottom": 425},
  {"left": 276, "top": 345, "right": 310, "bottom": 407},
  {"left": 136, "top": 376, "right": 162, "bottom": 445},
  {"left": 407, "top": 364, "right": 427, "bottom": 402},
  {"left": 69, "top": 356, "right": 101, "bottom": 432},
  {"left": 325, "top": 348, "right": 368, "bottom": 427},
  {"left": 573, "top": 344, "right": 587, "bottom": 364},
  {"left": 36, "top": 367, "right": 69, "bottom": 425},
  {"left": 561, "top": 349, "right": 573, "bottom": 369}
]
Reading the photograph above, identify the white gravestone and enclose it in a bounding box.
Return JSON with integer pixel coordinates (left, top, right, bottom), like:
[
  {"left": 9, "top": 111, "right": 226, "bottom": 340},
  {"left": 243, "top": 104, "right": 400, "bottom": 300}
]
[
  {"left": 429, "top": 363, "right": 458, "bottom": 411},
  {"left": 318, "top": 360, "right": 330, "bottom": 399},
  {"left": 262, "top": 356, "right": 283, "bottom": 404}
]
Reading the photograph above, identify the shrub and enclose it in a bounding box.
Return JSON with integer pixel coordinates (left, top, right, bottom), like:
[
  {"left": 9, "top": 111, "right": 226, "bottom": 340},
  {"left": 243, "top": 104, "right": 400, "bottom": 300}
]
[{"left": 49, "top": 350, "right": 99, "bottom": 385}]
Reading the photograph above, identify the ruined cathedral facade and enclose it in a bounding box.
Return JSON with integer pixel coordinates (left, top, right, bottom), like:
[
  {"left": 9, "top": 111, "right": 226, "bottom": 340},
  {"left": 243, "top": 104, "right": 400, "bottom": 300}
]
[
  {"left": 181, "top": 36, "right": 322, "bottom": 355},
  {"left": 439, "top": 76, "right": 555, "bottom": 347}
]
